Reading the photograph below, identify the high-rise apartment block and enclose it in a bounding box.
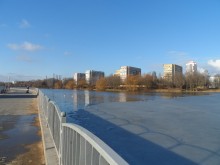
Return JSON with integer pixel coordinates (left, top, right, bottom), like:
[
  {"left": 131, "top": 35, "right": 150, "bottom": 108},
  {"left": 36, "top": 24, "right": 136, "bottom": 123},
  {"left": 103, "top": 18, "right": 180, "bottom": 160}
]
[
  {"left": 73, "top": 73, "right": 85, "bottom": 85},
  {"left": 85, "top": 70, "right": 105, "bottom": 85},
  {"left": 163, "top": 64, "right": 182, "bottom": 82},
  {"left": 115, "top": 66, "right": 141, "bottom": 81},
  {"left": 186, "top": 61, "right": 197, "bottom": 73}
]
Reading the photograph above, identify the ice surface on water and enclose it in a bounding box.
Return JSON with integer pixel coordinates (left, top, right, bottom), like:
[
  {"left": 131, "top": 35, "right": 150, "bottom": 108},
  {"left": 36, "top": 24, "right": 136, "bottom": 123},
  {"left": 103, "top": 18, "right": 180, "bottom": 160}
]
[{"left": 41, "top": 89, "right": 220, "bottom": 165}]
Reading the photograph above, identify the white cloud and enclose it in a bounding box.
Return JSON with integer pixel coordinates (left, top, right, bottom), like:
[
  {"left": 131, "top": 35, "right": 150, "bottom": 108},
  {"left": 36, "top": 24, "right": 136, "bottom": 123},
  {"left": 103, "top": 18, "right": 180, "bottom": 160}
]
[
  {"left": 208, "top": 59, "right": 220, "bottom": 70},
  {"left": 7, "top": 43, "right": 19, "bottom": 50},
  {"left": 16, "top": 54, "right": 33, "bottom": 62},
  {"left": 8, "top": 41, "right": 43, "bottom": 52},
  {"left": 19, "top": 19, "right": 31, "bottom": 28}
]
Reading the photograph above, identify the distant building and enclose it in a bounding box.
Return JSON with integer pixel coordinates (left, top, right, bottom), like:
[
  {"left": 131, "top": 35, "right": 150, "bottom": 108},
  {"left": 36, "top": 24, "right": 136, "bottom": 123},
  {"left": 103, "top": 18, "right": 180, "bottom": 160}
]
[
  {"left": 186, "top": 61, "right": 197, "bottom": 73},
  {"left": 73, "top": 73, "right": 85, "bottom": 85},
  {"left": 209, "top": 75, "right": 220, "bottom": 88},
  {"left": 85, "top": 70, "right": 105, "bottom": 85},
  {"left": 163, "top": 64, "right": 182, "bottom": 83},
  {"left": 114, "top": 66, "right": 141, "bottom": 81},
  {"left": 151, "top": 71, "right": 157, "bottom": 81}
]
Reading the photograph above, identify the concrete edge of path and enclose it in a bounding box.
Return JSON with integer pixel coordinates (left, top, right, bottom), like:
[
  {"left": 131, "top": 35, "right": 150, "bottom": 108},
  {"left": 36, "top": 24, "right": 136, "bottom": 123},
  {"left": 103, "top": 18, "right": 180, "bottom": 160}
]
[{"left": 37, "top": 100, "right": 59, "bottom": 165}]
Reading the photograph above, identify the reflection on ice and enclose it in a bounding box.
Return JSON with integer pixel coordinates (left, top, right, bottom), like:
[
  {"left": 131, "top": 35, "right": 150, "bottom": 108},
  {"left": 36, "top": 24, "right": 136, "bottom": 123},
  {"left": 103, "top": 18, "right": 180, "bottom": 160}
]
[
  {"left": 84, "top": 90, "right": 90, "bottom": 106},
  {"left": 119, "top": 92, "right": 127, "bottom": 102}
]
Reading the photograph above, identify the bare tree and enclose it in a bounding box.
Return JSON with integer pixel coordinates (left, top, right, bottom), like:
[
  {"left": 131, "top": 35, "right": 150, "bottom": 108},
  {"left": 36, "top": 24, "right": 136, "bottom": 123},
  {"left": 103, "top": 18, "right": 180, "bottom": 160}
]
[
  {"left": 214, "top": 74, "right": 220, "bottom": 88},
  {"left": 106, "top": 75, "right": 121, "bottom": 89},
  {"left": 125, "top": 75, "right": 142, "bottom": 91},
  {"left": 96, "top": 77, "right": 106, "bottom": 91},
  {"left": 142, "top": 74, "right": 155, "bottom": 89},
  {"left": 77, "top": 79, "right": 87, "bottom": 89},
  {"left": 64, "top": 79, "right": 75, "bottom": 89},
  {"left": 185, "top": 72, "right": 209, "bottom": 91},
  {"left": 54, "top": 80, "right": 62, "bottom": 89},
  {"left": 174, "top": 73, "right": 184, "bottom": 88}
]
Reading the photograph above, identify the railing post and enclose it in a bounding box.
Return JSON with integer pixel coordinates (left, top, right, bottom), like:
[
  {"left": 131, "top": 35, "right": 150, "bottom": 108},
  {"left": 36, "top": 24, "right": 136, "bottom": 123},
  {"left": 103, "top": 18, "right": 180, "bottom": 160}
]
[
  {"left": 59, "top": 112, "right": 66, "bottom": 165},
  {"left": 46, "top": 98, "right": 50, "bottom": 121}
]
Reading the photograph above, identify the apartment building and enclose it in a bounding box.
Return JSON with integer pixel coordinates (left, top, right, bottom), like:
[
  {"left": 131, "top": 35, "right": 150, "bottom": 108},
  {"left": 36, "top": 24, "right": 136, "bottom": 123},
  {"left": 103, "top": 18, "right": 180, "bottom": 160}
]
[
  {"left": 73, "top": 73, "right": 86, "bottom": 85},
  {"left": 186, "top": 61, "right": 197, "bottom": 73},
  {"left": 115, "top": 66, "right": 141, "bottom": 81},
  {"left": 163, "top": 64, "right": 182, "bottom": 83},
  {"left": 85, "top": 70, "right": 105, "bottom": 85}
]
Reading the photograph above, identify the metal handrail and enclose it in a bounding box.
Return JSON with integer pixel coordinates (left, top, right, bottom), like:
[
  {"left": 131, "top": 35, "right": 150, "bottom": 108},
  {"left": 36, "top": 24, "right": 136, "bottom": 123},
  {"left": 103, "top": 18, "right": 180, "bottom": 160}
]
[{"left": 62, "top": 123, "right": 128, "bottom": 165}]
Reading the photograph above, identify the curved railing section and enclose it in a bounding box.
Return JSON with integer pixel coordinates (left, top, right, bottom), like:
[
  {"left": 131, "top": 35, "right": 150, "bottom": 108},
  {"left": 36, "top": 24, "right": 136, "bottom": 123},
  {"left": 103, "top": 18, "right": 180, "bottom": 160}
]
[
  {"left": 62, "top": 123, "right": 128, "bottom": 165},
  {"left": 38, "top": 90, "right": 128, "bottom": 165}
]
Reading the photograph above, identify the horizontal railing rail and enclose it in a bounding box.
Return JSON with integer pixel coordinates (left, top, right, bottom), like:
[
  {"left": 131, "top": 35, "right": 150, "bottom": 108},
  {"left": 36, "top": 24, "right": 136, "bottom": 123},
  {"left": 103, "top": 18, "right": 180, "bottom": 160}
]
[
  {"left": 38, "top": 89, "right": 128, "bottom": 165},
  {"left": 62, "top": 123, "right": 128, "bottom": 165}
]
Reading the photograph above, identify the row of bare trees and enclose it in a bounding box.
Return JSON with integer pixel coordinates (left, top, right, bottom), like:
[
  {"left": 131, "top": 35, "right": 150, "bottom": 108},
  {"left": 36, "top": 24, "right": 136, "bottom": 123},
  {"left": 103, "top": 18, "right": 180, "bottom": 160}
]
[
  {"left": 7, "top": 72, "right": 219, "bottom": 91},
  {"left": 184, "top": 72, "right": 209, "bottom": 90},
  {"left": 161, "top": 72, "right": 211, "bottom": 91},
  {"left": 95, "top": 74, "right": 157, "bottom": 91},
  {"left": 95, "top": 72, "right": 212, "bottom": 91}
]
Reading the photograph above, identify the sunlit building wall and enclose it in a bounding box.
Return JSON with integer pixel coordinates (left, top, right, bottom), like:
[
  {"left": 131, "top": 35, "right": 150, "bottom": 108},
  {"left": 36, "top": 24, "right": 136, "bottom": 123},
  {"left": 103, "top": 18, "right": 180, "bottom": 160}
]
[
  {"left": 163, "top": 64, "right": 182, "bottom": 83},
  {"left": 73, "top": 73, "right": 85, "bottom": 85},
  {"left": 186, "top": 61, "right": 197, "bottom": 73},
  {"left": 115, "top": 66, "right": 141, "bottom": 81},
  {"left": 85, "top": 70, "right": 105, "bottom": 85}
]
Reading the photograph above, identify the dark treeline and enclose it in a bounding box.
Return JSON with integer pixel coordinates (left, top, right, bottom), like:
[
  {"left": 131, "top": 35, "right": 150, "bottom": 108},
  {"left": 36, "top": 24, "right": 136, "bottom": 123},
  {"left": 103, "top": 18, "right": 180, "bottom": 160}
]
[{"left": 4, "top": 73, "right": 220, "bottom": 92}]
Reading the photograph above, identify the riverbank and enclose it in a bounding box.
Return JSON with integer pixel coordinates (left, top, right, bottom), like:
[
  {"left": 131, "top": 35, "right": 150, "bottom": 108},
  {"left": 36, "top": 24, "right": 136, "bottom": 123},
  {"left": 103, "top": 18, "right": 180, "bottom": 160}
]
[
  {"left": 105, "top": 88, "right": 220, "bottom": 93},
  {"left": 150, "top": 88, "right": 220, "bottom": 93},
  {"left": 0, "top": 89, "right": 45, "bottom": 165}
]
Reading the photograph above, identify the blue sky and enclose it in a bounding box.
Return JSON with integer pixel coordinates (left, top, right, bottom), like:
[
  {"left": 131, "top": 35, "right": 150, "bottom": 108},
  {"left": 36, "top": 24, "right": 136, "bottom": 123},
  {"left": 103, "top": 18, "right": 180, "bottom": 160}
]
[{"left": 1, "top": 0, "right": 220, "bottom": 81}]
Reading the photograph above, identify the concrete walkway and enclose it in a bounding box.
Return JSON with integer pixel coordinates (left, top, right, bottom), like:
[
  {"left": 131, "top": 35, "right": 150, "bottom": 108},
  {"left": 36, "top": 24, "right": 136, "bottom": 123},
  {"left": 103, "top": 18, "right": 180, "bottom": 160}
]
[
  {"left": 3, "top": 88, "right": 59, "bottom": 165},
  {"left": 0, "top": 88, "right": 44, "bottom": 164},
  {"left": 0, "top": 88, "right": 59, "bottom": 165}
]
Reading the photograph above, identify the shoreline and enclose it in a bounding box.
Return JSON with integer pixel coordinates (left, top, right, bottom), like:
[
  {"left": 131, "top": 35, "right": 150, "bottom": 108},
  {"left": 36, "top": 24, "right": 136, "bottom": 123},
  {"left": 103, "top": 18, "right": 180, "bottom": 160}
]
[{"left": 105, "top": 88, "right": 220, "bottom": 93}]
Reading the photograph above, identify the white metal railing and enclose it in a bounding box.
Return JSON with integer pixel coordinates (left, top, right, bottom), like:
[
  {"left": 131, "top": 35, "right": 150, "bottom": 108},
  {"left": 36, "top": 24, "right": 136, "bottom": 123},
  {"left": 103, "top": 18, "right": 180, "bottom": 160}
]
[
  {"left": 47, "top": 101, "right": 64, "bottom": 153},
  {"left": 38, "top": 90, "right": 128, "bottom": 165},
  {"left": 61, "top": 123, "right": 128, "bottom": 165}
]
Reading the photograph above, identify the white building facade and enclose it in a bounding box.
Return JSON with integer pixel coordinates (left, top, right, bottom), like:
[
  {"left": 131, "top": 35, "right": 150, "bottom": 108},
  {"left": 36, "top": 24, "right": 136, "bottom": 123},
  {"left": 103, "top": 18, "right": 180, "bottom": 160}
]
[
  {"left": 73, "top": 73, "right": 85, "bottom": 85},
  {"left": 115, "top": 66, "right": 141, "bottom": 81},
  {"left": 186, "top": 61, "right": 197, "bottom": 73},
  {"left": 163, "top": 64, "right": 183, "bottom": 83},
  {"left": 85, "top": 70, "right": 105, "bottom": 85}
]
